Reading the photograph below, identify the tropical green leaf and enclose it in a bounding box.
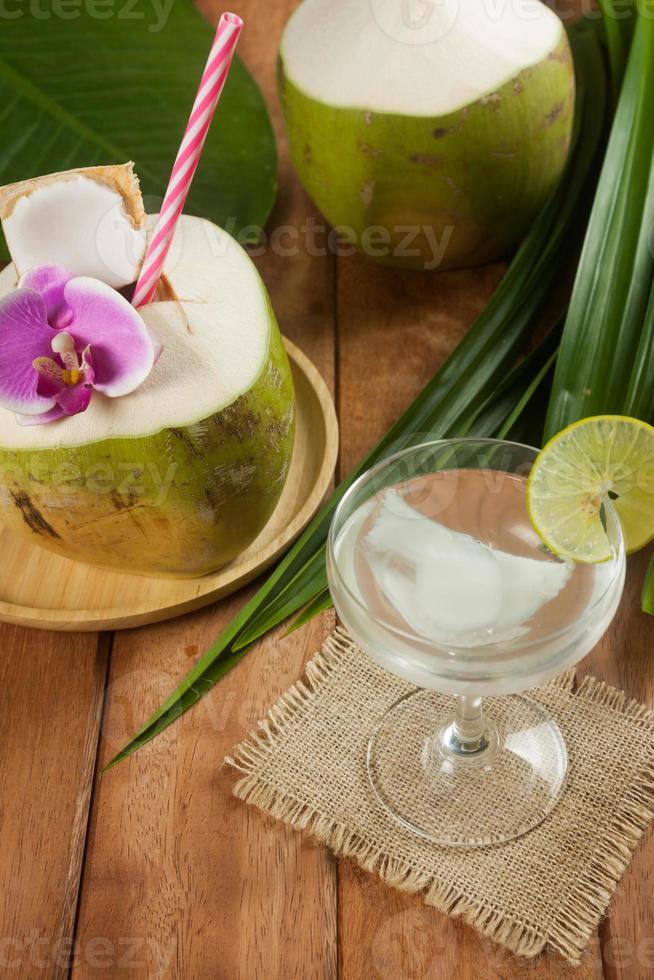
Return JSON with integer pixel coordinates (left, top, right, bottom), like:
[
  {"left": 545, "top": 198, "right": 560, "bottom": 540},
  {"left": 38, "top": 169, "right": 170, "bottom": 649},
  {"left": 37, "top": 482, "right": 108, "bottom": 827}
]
[
  {"left": 106, "top": 18, "right": 609, "bottom": 769},
  {"left": 631, "top": 282, "right": 654, "bottom": 606},
  {"left": 0, "top": 0, "right": 277, "bottom": 259},
  {"left": 597, "top": 0, "right": 631, "bottom": 92},
  {"left": 643, "top": 556, "right": 654, "bottom": 615},
  {"left": 497, "top": 353, "right": 558, "bottom": 442},
  {"left": 236, "top": 550, "right": 329, "bottom": 648},
  {"left": 545, "top": 8, "right": 654, "bottom": 437},
  {"left": 286, "top": 590, "right": 333, "bottom": 635},
  {"left": 466, "top": 322, "right": 560, "bottom": 443},
  {"left": 624, "top": 276, "right": 654, "bottom": 420}
]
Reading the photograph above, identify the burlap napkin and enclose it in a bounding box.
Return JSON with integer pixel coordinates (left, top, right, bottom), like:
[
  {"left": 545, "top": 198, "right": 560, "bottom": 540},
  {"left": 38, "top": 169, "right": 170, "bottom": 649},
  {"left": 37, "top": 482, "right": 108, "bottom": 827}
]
[{"left": 226, "top": 629, "right": 654, "bottom": 964}]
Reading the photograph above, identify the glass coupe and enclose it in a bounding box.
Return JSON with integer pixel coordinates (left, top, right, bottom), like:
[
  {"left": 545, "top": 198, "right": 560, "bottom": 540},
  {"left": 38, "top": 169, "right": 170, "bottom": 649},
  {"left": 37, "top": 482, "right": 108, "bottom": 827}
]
[{"left": 326, "top": 439, "right": 626, "bottom": 847}]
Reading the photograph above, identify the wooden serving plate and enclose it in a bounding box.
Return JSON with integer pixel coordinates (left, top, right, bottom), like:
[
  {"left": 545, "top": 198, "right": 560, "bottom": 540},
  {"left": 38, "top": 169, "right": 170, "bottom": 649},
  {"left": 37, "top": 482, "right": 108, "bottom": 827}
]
[{"left": 0, "top": 339, "right": 338, "bottom": 631}]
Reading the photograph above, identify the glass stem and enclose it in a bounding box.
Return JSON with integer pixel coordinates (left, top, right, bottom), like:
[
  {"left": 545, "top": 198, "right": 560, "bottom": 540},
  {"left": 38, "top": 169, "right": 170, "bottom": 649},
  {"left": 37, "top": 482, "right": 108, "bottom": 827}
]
[{"left": 442, "top": 695, "right": 489, "bottom": 756}]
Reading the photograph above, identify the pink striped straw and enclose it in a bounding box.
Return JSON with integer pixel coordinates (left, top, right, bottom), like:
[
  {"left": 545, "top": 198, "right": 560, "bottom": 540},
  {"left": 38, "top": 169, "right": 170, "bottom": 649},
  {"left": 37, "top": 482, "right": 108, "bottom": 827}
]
[{"left": 132, "top": 12, "right": 243, "bottom": 308}]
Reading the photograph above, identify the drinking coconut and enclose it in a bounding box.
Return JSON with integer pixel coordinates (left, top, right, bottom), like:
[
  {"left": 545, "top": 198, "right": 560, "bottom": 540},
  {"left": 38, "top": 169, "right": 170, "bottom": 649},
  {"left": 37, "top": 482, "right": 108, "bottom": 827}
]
[{"left": 0, "top": 164, "right": 295, "bottom": 576}]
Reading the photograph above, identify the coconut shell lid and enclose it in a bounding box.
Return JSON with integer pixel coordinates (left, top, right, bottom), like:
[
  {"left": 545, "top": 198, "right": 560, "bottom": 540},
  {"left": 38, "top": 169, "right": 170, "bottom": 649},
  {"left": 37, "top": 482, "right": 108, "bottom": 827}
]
[{"left": 0, "top": 162, "right": 146, "bottom": 229}]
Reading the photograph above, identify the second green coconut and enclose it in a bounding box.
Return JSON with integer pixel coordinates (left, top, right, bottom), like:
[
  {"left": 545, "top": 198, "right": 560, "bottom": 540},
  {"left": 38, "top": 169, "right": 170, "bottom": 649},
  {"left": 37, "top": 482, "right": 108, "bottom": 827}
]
[{"left": 279, "top": 0, "right": 575, "bottom": 270}]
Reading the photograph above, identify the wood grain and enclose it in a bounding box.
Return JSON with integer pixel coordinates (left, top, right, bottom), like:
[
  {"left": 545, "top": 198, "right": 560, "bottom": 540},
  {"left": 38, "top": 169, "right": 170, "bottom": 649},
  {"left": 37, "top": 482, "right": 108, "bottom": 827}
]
[
  {"left": 339, "top": 862, "right": 604, "bottom": 980},
  {"left": 73, "top": 607, "right": 337, "bottom": 979},
  {"left": 72, "top": 1, "right": 338, "bottom": 978},
  {"left": 581, "top": 546, "right": 654, "bottom": 980},
  {"left": 0, "top": 341, "right": 337, "bottom": 632},
  {"left": 0, "top": 627, "right": 108, "bottom": 980}
]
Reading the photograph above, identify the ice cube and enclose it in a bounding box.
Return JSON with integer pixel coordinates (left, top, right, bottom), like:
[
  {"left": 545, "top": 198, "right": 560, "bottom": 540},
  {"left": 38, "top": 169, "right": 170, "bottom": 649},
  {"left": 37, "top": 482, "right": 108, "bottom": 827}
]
[
  {"left": 492, "top": 549, "right": 572, "bottom": 631},
  {"left": 363, "top": 490, "right": 571, "bottom": 645}
]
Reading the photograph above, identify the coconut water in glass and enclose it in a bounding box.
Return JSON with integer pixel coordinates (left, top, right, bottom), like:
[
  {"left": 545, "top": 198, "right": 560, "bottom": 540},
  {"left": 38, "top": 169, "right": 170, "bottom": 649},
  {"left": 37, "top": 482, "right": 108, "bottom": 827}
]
[{"left": 327, "top": 439, "right": 626, "bottom": 846}]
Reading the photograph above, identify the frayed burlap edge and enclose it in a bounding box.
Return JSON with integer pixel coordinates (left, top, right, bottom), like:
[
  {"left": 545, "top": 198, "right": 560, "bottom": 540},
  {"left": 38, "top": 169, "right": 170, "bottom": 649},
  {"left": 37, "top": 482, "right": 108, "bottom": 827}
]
[
  {"left": 548, "top": 676, "right": 654, "bottom": 963},
  {"left": 225, "top": 629, "right": 654, "bottom": 965}
]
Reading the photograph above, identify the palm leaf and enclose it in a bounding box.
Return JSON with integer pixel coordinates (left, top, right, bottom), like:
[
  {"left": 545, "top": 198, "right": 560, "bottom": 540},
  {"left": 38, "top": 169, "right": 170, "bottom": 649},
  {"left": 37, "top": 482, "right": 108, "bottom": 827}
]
[
  {"left": 497, "top": 354, "right": 558, "bottom": 443},
  {"left": 643, "top": 556, "right": 654, "bottom": 614},
  {"left": 286, "top": 590, "right": 333, "bottom": 635},
  {"left": 0, "top": 0, "right": 276, "bottom": 257},
  {"left": 598, "top": 0, "right": 631, "bottom": 92},
  {"left": 624, "top": 277, "right": 654, "bottom": 420},
  {"left": 545, "top": 9, "right": 654, "bottom": 437},
  {"left": 628, "top": 279, "right": 654, "bottom": 608}
]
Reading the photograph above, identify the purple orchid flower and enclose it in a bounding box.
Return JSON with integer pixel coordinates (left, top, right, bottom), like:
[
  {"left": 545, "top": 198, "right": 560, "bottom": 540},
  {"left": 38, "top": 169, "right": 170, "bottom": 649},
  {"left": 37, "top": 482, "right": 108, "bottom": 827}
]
[{"left": 0, "top": 265, "right": 159, "bottom": 425}]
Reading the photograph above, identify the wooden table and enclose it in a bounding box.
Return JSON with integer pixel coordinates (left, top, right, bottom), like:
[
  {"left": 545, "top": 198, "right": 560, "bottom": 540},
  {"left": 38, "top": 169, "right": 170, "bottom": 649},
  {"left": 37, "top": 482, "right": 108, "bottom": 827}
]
[{"left": 1, "top": 2, "right": 653, "bottom": 977}]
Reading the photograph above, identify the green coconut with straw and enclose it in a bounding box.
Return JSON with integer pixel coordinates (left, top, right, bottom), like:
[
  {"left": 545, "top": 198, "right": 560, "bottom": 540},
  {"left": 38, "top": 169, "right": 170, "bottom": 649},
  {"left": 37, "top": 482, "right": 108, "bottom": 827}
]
[{"left": 0, "top": 16, "right": 296, "bottom": 577}]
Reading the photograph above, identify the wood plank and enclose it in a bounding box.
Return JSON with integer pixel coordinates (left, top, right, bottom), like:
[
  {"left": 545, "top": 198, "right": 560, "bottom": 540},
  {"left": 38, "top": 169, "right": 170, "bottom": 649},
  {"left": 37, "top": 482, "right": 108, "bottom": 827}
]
[
  {"left": 72, "top": 1, "right": 338, "bottom": 977},
  {"left": 581, "top": 546, "right": 654, "bottom": 980},
  {"left": 0, "top": 626, "right": 107, "bottom": 980},
  {"left": 335, "top": 252, "right": 605, "bottom": 979},
  {"left": 73, "top": 607, "right": 337, "bottom": 979}
]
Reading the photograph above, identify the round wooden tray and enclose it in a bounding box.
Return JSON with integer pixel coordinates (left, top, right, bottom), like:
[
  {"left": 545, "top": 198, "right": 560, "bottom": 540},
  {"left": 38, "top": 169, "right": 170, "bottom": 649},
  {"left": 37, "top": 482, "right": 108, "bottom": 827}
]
[{"left": 0, "top": 339, "right": 338, "bottom": 631}]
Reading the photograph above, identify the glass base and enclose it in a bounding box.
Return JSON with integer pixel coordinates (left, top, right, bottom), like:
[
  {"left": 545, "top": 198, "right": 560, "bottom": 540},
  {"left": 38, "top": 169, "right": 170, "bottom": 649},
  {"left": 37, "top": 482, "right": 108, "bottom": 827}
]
[{"left": 367, "top": 689, "right": 567, "bottom": 847}]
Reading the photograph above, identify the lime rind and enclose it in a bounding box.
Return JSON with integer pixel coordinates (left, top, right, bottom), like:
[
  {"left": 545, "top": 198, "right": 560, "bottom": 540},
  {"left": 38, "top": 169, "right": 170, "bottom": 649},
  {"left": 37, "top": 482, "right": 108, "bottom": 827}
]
[{"left": 527, "top": 415, "right": 654, "bottom": 563}]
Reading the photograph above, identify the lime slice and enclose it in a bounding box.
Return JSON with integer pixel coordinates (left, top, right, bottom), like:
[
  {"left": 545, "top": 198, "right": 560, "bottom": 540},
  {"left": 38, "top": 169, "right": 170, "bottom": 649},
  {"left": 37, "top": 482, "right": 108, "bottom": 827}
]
[{"left": 527, "top": 415, "right": 654, "bottom": 562}]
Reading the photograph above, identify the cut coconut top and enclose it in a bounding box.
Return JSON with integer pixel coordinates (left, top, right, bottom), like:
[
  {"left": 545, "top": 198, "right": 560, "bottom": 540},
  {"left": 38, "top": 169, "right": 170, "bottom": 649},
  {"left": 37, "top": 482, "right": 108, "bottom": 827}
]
[
  {"left": 0, "top": 215, "right": 274, "bottom": 449},
  {"left": 0, "top": 164, "right": 147, "bottom": 290},
  {"left": 280, "top": 0, "right": 565, "bottom": 117}
]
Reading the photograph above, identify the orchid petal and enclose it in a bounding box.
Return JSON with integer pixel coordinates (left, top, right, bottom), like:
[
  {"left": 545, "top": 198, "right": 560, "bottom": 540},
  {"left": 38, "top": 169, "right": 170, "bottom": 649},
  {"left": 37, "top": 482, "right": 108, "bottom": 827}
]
[
  {"left": 33, "top": 356, "right": 66, "bottom": 398},
  {"left": 56, "top": 381, "right": 93, "bottom": 416},
  {"left": 1, "top": 267, "right": 158, "bottom": 426},
  {"left": 63, "top": 278, "right": 155, "bottom": 397},
  {"left": 16, "top": 404, "right": 66, "bottom": 426},
  {"left": 34, "top": 339, "right": 95, "bottom": 418},
  {"left": 19, "top": 266, "right": 74, "bottom": 330},
  {"left": 0, "top": 289, "right": 57, "bottom": 415}
]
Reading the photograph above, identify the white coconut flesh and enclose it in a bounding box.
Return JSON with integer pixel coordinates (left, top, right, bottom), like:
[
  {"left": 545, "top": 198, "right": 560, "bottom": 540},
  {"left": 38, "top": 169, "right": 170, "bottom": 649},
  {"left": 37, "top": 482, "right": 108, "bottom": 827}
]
[
  {"left": 0, "top": 167, "right": 148, "bottom": 289},
  {"left": 280, "top": 0, "right": 565, "bottom": 116},
  {"left": 0, "top": 215, "right": 272, "bottom": 450}
]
